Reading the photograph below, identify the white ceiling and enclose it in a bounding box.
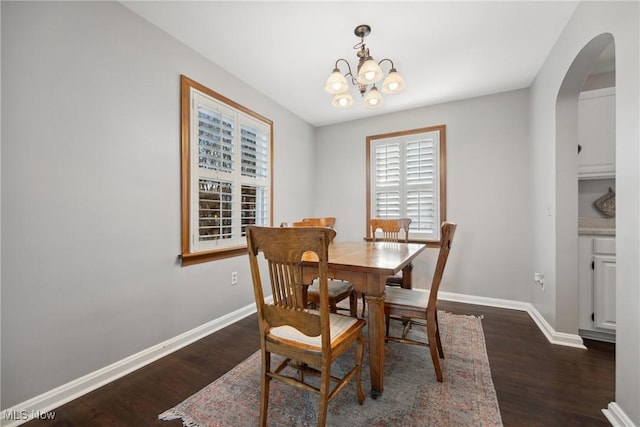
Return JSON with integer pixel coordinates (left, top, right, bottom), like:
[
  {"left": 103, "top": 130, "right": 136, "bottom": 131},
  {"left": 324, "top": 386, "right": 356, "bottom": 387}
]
[{"left": 122, "top": 1, "right": 580, "bottom": 127}]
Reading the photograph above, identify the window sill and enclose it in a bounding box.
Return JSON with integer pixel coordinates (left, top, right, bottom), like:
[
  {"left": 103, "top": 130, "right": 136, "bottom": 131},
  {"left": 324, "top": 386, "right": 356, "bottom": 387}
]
[
  {"left": 364, "top": 237, "right": 441, "bottom": 248},
  {"left": 180, "top": 246, "right": 248, "bottom": 266}
]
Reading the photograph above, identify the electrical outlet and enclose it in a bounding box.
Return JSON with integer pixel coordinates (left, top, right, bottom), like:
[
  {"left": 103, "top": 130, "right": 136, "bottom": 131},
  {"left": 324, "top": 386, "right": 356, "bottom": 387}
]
[
  {"left": 534, "top": 272, "right": 545, "bottom": 291},
  {"left": 231, "top": 271, "right": 238, "bottom": 285}
]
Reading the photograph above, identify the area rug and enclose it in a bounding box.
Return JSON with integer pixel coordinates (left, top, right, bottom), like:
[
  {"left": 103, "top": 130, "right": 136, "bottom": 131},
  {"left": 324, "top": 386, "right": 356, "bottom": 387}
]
[{"left": 159, "top": 311, "right": 502, "bottom": 426}]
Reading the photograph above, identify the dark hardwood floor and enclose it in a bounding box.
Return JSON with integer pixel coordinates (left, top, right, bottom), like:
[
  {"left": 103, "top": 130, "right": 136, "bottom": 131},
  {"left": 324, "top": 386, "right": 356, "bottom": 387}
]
[{"left": 23, "top": 300, "right": 614, "bottom": 426}]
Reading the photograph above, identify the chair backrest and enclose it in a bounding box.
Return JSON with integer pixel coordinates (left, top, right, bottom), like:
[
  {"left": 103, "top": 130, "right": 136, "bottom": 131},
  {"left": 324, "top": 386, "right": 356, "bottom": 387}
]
[
  {"left": 302, "top": 217, "right": 336, "bottom": 228},
  {"left": 291, "top": 218, "right": 336, "bottom": 243},
  {"left": 427, "top": 222, "right": 457, "bottom": 309},
  {"left": 246, "top": 226, "right": 336, "bottom": 343},
  {"left": 292, "top": 220, "right": 336, "bottom": 243},
  {"left": 292, "top": 220, "right": 314, "bottom": 227},
  {"left": 370, "top": 218, "right": 412, "bottom": 243}
]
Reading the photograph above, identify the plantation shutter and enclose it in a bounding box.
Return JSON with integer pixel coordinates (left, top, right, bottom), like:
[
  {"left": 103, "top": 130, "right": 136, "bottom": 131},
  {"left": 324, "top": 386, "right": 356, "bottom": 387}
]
[
  {"left": 239, "top": 117, "right": 270, "bottom": 237},
  {"left": 374, "top": 142, "right": 401, "bottom": 217},
  {"left": 371, "top": 129, "right": 441, "bottom": 240},
  {"left": 190, "top": 90, "right": 270, "bottom": 252},
  {"left": 405, "top": 133, "right": 439, "bottom": 237},
  {"left": 197, "top": 106, "right": 234, "bottom": 173}
]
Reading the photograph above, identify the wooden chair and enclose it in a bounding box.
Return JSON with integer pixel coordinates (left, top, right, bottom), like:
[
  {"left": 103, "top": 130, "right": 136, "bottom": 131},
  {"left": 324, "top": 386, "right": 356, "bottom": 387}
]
[
  {"left": 302, "top": 217, "right": 336, "bottom": 228},
  {"left": 359, "top": 218, "right": 412, "bottom": 316},
  {"left": 383, "top": 221, "right": 457, "bottom": 382},
  {"left": 246, "top": 226, "right": 366, "bottom": 426},
  {"left": 370, "top": 218, "right": 412, "bottom": 287},
  {"left": 370, "top": 218, "right": 411, "bottom": 244},
  {"left": 294, "top": 218, "right": 357, "bottom": 318}
]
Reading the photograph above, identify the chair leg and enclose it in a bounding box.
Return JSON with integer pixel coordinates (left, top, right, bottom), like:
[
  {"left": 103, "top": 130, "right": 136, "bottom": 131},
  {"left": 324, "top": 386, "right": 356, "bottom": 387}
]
[
  {"left": 355, "top": 332, "right": 365, "bottom": 404},
  {"left": 349, "top": 291, "right": 357, "bottom": 318},
  {"left": 401, "top": 319, "right": 411, "bottom": 338},
  {"left": 260, "top": 350, "right": 271, "bottom": 426},
  {"left": 426, "top": 311, "right": 443, "bottom": 382},
  {"left": 361, "top": 293, "right": 366, "bottom": 317},
  {"left": 329, "top": 299, "right": 337, "bottom": 313},
  {"left": 317, "top": 363, "right": 332, "bottom": 427},
  {"left": 435, "top": 311, "right": 444, "bottom": 359},
  {"left": 385, "top": 314, "right": 390, "bottom": 337}
]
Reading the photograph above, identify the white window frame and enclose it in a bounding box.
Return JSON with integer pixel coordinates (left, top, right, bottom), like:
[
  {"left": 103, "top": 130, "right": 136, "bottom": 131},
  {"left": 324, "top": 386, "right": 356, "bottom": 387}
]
[
  {"left": 366, "top": 125, "right": 446, "bottom": 243},
  {"left": 180, "top": 75, "right": 273, "bottom": 266}
]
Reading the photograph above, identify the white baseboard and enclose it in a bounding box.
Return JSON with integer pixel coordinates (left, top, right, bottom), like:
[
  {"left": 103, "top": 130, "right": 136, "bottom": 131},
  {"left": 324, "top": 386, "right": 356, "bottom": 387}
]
[
  {"left": 438, "top": 291, "right": 587, "bottom": 349},
  {"left": 439, "top": 291, "right": 532, "bottom": 311},
  {"left": 579, "top": 328, "right": 616, "bottom": 344},
  {"left": 0, "top": 301, "right": 259, "bottom": 427},
  {"left": 603, "top": 402, "right": 637, "bottom": 427}
]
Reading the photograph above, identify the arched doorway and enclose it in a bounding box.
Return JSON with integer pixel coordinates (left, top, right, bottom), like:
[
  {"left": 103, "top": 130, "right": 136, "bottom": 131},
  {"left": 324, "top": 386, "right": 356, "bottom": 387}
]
[{"left": 555, "top": 33, "right": 615, "bottom": 342}]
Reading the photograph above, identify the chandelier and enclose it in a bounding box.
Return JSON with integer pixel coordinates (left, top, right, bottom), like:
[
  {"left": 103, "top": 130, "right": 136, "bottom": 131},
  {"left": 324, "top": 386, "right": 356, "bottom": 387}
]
[{"left": 324, "top": 24, "right": 406, "bottom": 109}]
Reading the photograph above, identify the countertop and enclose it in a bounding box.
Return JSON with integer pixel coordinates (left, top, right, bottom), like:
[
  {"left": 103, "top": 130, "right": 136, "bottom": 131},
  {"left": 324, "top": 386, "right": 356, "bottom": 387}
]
[{"left": 578, "top": 217, "right": 616, "bottom": 236}]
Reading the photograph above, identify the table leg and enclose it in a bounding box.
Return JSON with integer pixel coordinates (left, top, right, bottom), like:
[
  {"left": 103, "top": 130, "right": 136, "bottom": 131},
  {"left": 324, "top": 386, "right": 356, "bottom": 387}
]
[
  {"left": 401, "top": 262, "right": 414, "bottom": 289},
  {"left": 366, "top": 293, "right": 385, "bottom": 397}
]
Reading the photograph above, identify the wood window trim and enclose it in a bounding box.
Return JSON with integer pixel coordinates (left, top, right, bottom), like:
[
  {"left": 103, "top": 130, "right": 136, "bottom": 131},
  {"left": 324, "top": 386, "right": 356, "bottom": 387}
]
[
  {"left": 180, "top": 75, "right": 274, "bottom": 266},
  {"left": 365, "top": 124, "right": 446, "bottom": 245}
]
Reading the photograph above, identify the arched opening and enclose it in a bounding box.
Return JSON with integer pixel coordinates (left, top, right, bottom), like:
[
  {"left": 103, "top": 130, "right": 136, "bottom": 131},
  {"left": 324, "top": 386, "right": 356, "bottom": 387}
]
[{"left": 555, "top": 33, "right": 615, "bottom": 343}]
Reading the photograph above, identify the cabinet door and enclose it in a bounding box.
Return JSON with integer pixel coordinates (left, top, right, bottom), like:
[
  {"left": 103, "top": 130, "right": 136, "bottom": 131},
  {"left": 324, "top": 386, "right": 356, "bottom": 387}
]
[
  {"left": 578, "top": 236, "right": 595, "bottom": 331},
  {"left": 578, "top": 88, "right": 615, "bottom": 179},
  {"left": 593, "top": 254, "right": 616, "bottom": 331}
]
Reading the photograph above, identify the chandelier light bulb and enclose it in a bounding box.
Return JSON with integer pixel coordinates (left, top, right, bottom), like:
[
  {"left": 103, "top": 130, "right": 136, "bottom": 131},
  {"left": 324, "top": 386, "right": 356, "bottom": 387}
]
[
  {"left": 363, "top": 86, "right": 383, "bottom": 108},
  {"left": 324, "top": 69, "right": 349, "bottom": 94},
  {"left": 356, "top": 58, "right": 384, "bottom": 85},
  {"left": 331, "top": 92, "right": 354, "bottom": 108},
  {"left": 381, "top": 69, "right": 406, "bottom": 94}
]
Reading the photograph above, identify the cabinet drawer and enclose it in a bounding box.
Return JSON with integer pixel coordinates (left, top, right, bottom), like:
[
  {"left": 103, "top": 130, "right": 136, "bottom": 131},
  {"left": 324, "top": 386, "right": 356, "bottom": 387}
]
[{"left": 593, "top": 238, "right": 615, "bottom": 255}]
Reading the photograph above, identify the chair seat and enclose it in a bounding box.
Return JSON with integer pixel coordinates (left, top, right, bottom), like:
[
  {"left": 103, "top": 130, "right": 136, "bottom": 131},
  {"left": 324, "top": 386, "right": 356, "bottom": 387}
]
[
  {"left": 308, "top": 279, "right": 353, "bottom": 298},
  {"left": 384, "top": 287, "right": 428, "bottom": 310},
  {"left": 385, "top": 274, "right": 404, "bottom": 286},
  {"left": 269, "top": 311, "right": 362, "bottom": 349}
]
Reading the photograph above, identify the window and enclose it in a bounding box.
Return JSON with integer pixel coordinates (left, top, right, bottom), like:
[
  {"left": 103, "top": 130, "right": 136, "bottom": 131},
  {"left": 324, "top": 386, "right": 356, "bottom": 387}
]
[
  {"left": 366, "top": 125, "right": 446, "bottom": 243},
  {"left": 181, "top": 76, "right": 273, "bottom": 266}
]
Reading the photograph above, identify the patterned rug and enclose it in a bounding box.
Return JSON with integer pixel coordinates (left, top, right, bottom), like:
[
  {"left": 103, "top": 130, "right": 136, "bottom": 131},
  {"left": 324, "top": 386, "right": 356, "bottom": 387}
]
[{"left": 159, "top": 312, "right": 502, "bottom": 426}]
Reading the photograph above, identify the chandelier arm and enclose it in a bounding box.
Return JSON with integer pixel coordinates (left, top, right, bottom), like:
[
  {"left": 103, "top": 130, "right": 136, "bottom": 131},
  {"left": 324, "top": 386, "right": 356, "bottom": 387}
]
[
  {"left": 334, "top": 58, "right": 358, "bottom": 86},
  {"left": 377, "top": 58, "right": 395, "bottom": 70},
  {"left": 334, "top": 58, "right": 352, "bottom": 73}
]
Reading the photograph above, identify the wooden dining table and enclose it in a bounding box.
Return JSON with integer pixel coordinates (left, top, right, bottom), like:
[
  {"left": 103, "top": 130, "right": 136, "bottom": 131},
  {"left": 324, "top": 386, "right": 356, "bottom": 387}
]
[{"left": 302, "top": 240, "right": 427, "bottom": 398}]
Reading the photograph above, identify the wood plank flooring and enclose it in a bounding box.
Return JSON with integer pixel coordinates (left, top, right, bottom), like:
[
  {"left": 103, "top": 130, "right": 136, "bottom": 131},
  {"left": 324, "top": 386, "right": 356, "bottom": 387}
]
[{"left": 22, "top": 300, "right": 615, "bottom": 426}]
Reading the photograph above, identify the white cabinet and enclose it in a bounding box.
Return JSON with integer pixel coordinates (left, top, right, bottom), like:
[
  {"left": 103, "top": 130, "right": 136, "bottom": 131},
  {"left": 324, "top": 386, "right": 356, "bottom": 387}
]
[
  {"left": 578, "top": 87, "right": 615, "bottom": 179},
  {"left": 578, "top": 235, "right": 616, "bottom": 340}
]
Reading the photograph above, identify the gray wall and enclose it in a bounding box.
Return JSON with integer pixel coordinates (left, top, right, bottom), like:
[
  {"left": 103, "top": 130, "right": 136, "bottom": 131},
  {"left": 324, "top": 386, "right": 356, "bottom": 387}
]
[
  {"left": 314, "top": 89, "right": 531, "bottom": 302},
  {"left": 1, "top": 1, "right": 316, "bottom": 407}
]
